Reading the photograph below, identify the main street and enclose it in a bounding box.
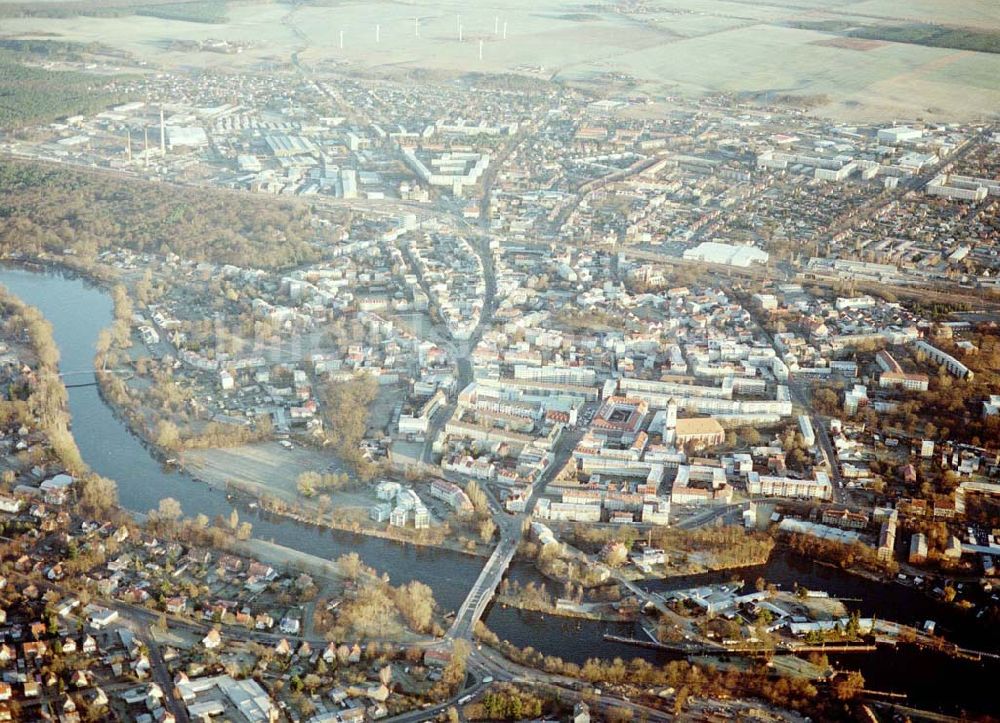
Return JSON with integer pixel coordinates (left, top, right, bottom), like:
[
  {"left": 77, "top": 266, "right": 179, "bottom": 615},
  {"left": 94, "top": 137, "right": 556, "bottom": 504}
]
[{"left": 787, "top": 374, "right": 846, "bottom": 505}]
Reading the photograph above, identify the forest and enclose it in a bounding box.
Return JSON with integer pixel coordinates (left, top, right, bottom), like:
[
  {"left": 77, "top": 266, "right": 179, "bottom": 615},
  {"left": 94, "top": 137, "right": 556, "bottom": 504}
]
[
  {"left": 0, "top": 0, "right": 230, "bottom": 22},
  {"left": 320, "top": 374, "right": 380, "bottom": 477},
  {"left": 0, "top": 160, "right": 325, "bottom": 269},
  {"left": 0, "top": 51, "right": 129, "bottom": 129},
  {"left": 135, "top": 1, "right": 228, "bottom": 23},
  {"left": 787, "top": 20, "right": 1000, "bottom": 55}
]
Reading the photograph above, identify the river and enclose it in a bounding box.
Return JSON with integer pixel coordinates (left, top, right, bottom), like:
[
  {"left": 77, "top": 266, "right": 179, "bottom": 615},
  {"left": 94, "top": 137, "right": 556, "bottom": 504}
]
[
  {"left": 1, "top": 267, "right": 996, "bottom": 717},
  {"left": 0, "top": 267, "right": 483, "bottom": 612}
]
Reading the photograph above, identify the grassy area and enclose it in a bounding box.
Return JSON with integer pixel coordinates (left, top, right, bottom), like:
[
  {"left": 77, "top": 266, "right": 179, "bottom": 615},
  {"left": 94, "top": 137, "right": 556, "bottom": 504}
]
[
  {"left": 0, "top": 51, "right": 129, "bottom": 129},
  {"left": 789, "top": 20, "right": 1000, "bottom": 55},
  {"left": 553, "top": 308, "right": 629, "bottom": 332}
]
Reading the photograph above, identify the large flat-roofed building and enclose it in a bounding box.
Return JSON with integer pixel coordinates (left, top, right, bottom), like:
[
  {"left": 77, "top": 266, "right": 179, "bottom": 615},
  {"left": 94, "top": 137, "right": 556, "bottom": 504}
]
[
  {"left": 798, "top": 415, "right": 815, "bottom": 448},
  {"left": 402, "top": 148, "right": 490, "bottom": 194},
  {"left": 514, "top": 363, "right": 596, "bottom": 386},
  {"left": 165, "top": 125, "right": 208, "bottom": 148},
  {"left": 909, "top": 533, "right": 928, "bottom": 564},
  {"left": 671, "top": 464, "right": 731, "bottom": 505},
  {"left": 878, "top": 126, "right": 922, "bottom": 144},
  {"left": 926, "top": 173, "right": 988, "bottom": 202},
  {"left": 682, "top": 241, "right": 768, "bottom": 268},
  {"left": 947, "top": 173, "right": 1000, "bottom": 197},
  {"left": 265, "top": 134, "right": 318, "bottom": 157},
  {"left": 176, "top": 675, "right": 279, "bottom": 723}
]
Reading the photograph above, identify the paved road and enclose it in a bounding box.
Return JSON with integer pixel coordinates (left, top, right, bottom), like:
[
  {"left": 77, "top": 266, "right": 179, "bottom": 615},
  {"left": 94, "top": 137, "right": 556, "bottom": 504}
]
[
  {"left": 788, "top": 376, "right": 845, "bottom": 504},
  {"left": 672, "top": 502, "right": 746, "bottom": 530},
  {"left": 446, "top": 423, "right": 584, "bottom": 639},
  {"left": 143, "top": 632, "right": 190, "bottom": 723}
]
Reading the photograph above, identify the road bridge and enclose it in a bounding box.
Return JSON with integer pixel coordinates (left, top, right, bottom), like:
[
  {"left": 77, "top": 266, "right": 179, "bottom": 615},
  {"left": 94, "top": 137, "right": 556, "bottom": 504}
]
[
  {"left": 446, "top": 425, "right": 585, "bottom": 639},
  {"left": 446, "top": 531, "right": 519, "bottom": 639}
]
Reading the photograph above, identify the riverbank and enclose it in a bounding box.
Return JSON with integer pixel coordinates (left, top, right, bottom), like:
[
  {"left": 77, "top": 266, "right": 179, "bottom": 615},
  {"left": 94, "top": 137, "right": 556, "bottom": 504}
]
[
  {"left": 232, "top": 485, "right": 493, "bottom": 561},
  {"left": 494, "top": 594, "right": 635, "bottom": 623},
  {"left": 618, "top": 552, "right": 776, "bottom": 583},
  {"left": 0, "top": 285, "right": 85, "bottom": 472},
  {"left": 0, "top": 254, "right": 117, "bottom": 285},
  {"left": 774, "top": 540, "right": 972, "bottom": 619}
]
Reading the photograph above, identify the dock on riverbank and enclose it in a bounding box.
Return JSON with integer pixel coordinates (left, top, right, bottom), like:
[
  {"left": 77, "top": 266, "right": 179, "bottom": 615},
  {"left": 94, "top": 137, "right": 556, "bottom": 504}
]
[{"left": 603, "top": 633, "right": 877, "bottom": 657}]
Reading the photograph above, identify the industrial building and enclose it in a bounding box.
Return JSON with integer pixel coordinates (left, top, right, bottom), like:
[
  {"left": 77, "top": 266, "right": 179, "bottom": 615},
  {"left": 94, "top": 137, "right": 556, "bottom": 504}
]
[
  {"left": 877, "top": 126, "right": 923, "bottom": 144},
  {"left": 682, "top": 241, "right": 769, "bottom": 268},
  {"left": 176, "top": 675, "right": 279, "bottom": 722}
]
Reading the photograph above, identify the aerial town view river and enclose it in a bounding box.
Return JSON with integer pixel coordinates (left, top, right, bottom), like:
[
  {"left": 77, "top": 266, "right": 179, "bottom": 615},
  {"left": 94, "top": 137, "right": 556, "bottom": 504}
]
[{"left": 1, "top": 266, "right": 997, "bottom": 718}]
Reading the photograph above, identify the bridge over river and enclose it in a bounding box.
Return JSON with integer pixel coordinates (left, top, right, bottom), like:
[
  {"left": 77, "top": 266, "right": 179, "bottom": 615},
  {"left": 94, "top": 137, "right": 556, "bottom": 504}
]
[
  {"left": 445, "top": 425, "right": 586, "bottom": 639},
  {"left": 58, "top": 368, "right": 133, "bottom": 388}
]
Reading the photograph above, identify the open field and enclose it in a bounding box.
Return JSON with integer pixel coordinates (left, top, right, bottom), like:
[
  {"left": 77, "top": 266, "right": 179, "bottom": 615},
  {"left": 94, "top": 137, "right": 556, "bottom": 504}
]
[
  {"left": 182, "top": 440, "right": 369, "bottom": 507},
  {"left": 0, "top": 0, "right": 997, "bottom": 120}
]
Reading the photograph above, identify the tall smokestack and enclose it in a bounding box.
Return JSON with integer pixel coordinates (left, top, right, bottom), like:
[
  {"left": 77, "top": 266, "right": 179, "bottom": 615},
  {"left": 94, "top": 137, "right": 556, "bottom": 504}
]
[
  {"left": 159, "top": 105, "right": 166, "bottom": 155},
  {"left": 144, "top": 127, "right": 149, "bottom": 166},
  {"left": 126, "top": 128, "right": 132, "bottom": 162}
]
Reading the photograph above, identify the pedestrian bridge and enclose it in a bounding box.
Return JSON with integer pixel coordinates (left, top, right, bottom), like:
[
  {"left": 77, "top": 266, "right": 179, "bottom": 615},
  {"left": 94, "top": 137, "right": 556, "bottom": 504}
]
[{"left": 58, "top": 368, "right": 133, "bottom": 388}]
